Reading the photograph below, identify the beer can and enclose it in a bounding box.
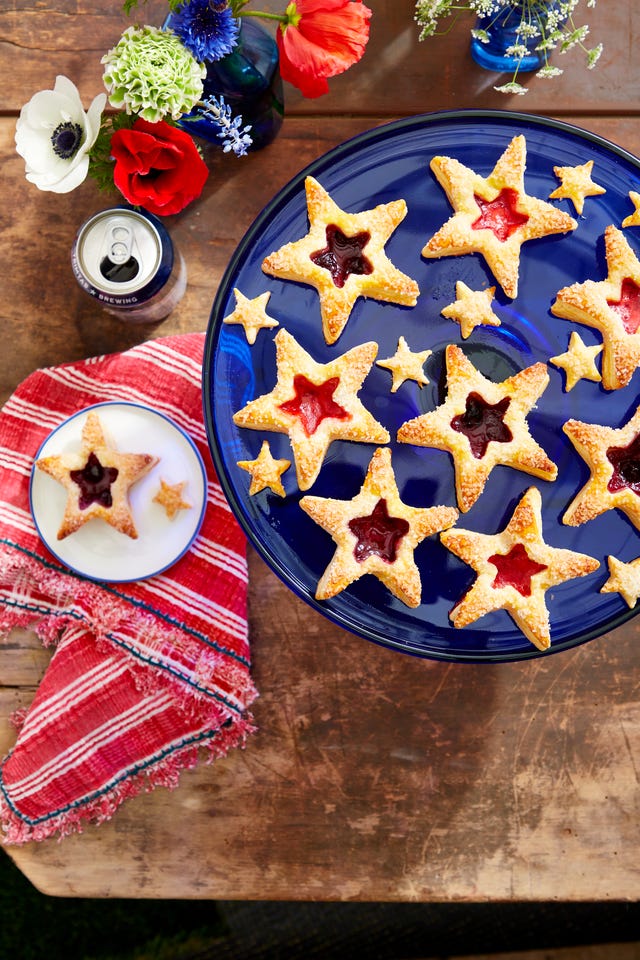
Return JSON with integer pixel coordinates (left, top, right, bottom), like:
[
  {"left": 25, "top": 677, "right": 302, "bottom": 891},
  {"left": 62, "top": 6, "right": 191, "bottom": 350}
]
[{"left": 71, "top": 207, "right": 187, "bottom": 323}]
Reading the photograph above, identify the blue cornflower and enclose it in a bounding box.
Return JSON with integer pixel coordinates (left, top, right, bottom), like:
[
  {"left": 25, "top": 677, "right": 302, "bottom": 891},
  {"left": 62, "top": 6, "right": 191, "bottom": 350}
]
[{"left": 170, "top": 0, "right": 240, "bottom": 63}]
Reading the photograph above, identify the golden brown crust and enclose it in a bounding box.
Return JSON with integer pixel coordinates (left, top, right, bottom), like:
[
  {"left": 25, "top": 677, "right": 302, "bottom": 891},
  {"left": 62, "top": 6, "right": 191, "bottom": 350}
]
[
  {"left": 376, "top": 336, "right": 431, "bottom": 392},
  {"left": 35, "top": 412, "right": 158, "bottom": 540},
  {"left": 600, "top": 554, "right": 640, "bottom": 608},
  {"left": 222, "top": 288, "right": 278, "bottom": 345},
  {"left": 237, "top": 440, "right": 291, "bottom": 497},
  {"left": 261, "top": 176, "right": 420, "bottom": 345},
  {"left": 441, "top": 281, "right": 500, "bottom": 339},
  {"left": 549, "top": 331, "right": 603, "bottom": 392},
  {"left": 548, "top": 160, "right": 606, "bottom": 215},
  {"left": 441, "top": 486, "right": 599, "bottom": 651},
  {"left": 422, "top": 135, "right": 577, "bottom": 299},
  {"left": 622, "top": 191, "right": 640, "bottom": 228},
  {"left": 152, "top": 479, "right": 192, "bottom": 519},
  {"left": 299, "top": 446, "right": 458, "bottom": 608}
]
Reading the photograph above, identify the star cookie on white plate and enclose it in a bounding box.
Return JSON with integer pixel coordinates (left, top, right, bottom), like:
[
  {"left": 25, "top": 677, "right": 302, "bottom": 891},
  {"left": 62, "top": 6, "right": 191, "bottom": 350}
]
[
  {"left": 551, "top": 225, "right": 640, "bottom": 390},
  {"left": 152, "top": 479, "right": 192, "bottom": 520},
  {"left": 237, "top": 440, "right": 291, "bottom": 497},
  {"left": 233, "top": 329, "right": 389, "bottom": 491},
  {"left": 600, "top": 555, "right": 640, "bottom": 608},
  {"left": 441, "top": 281, "right": 501, "bottom": 339},
  {"left": 222, "top": 288, "right": 278, "bottom": 345},
  {"left": 376, "top": 336, "right": 432, "bottom": 392},
  {"left": 422, "top": 135, "right": 577, "bottom": 299},
  {"left": 299, "top": 446, "right": 458, "bottom": 608},
  {"left": 622, "top": 191, "right": 640, "bottom": 228},
  {"left": 397, "top": 344, "right": 557, "bottom": 513},
  {"left": 549, "top": 331, "right": 603, "bottom": 392},
  {"left": 548, "top": 160, "right": 606, "bottom": 215},
  {"left": 261, "top": 176, "right": 420, "bottom": 345},
  {"left": 35, "top": 411, "right": 158, "bottom": 540},
  {"left": 441, "top": 486, "right": 599, "bottom": 651}
]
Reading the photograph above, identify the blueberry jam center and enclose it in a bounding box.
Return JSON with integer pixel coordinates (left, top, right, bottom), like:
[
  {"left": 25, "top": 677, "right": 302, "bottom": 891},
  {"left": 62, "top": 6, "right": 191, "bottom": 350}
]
[
  {"left": 70, "top": 452, "right": 119, "bottom": 510},
  {"left": 607, "top": 278, "right": 640, "bottom": 335},
  {"left": 278, "top": 375, "right": 350, "bottom": 436},
  {"left": 451, "top": 392, "right": 512, "bottom": 459},
  {"left": 472, "top": 188, "right": 529, "bottom": 242},
  {"left": 51, "top": 121, "right": 83, "bottom": 160},
  {"left": 310, "top": 224, "right": 373, "bottom": 288},
  {"left": 489, "top": 543, "right": 548, "bottom": 597},
  {"left": 607, "top": 433, "right": 640, "bottom": 495},
  {"left": 348, "top": 498, "right": 410, "bottom": 564}
]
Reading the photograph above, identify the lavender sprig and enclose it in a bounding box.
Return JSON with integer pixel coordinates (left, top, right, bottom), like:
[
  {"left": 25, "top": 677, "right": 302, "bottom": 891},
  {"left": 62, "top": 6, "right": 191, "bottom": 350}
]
[{"left": 200, "top": 94, "right": 253, "bottom": 156}]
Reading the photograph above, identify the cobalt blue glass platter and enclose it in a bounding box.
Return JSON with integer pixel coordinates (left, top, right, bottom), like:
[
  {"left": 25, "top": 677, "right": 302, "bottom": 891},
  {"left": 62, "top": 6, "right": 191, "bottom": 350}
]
[{"left": 203, "top": 110, "right": 640, "bottom": 663}]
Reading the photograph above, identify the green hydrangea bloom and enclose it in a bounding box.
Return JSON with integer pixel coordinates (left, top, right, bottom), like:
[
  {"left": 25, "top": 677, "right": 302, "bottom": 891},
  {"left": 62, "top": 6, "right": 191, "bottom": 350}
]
[{"left": 101, "top": 25, "right": 206, "bottom": 122}]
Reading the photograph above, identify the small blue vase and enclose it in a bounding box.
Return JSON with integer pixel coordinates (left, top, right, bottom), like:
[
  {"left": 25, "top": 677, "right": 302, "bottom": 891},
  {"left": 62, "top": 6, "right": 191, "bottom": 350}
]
[{"left": 470, "top": 2, "right": 563, "bottom": 74}]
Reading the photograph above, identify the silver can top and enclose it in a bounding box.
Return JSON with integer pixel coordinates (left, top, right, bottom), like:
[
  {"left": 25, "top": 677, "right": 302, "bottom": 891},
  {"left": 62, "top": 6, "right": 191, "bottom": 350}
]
[{"left": 73, "top": 208, "right": 166, "bottom": 297}]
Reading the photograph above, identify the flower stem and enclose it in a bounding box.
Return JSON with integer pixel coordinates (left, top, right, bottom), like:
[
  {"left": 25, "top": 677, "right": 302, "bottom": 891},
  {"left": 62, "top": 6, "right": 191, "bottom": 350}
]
[{"left": 236, "top": 10, "right": 288, "bottom": 22}]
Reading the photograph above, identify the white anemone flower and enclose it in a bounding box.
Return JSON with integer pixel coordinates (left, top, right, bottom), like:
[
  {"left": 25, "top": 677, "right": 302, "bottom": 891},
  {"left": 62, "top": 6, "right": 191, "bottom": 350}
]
[{"left": 15, "top": 76, "right": 106, "bottom": 194}]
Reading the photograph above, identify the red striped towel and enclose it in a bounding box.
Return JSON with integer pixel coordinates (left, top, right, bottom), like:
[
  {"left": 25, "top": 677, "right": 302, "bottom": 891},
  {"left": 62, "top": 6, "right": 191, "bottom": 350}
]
[{"left": 0, "top": 333, "right": 256, "bottom": 843}]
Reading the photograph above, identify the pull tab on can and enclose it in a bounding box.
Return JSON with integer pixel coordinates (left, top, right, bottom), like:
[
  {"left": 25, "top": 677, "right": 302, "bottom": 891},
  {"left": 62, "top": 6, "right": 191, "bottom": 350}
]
[{"left": 99, "top": 220, "right": 140, "bottom": 284}]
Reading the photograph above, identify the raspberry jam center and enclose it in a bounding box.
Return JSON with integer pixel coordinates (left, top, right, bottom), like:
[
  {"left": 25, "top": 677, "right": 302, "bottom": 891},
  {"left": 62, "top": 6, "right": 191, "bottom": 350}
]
[
  {"left": 607, "top": 432, "right": 640, "bottom": 495},
  {"left": 472, "top": 188, "right": 529, "bottom": 242},
  {"left": 607, "top": 278, "right": 640, "bottom": 335},
  {"left": 348, "top": 498, "right": 410, "bottom": 564},
  {"left": 70, "top": 452, "right": 119, "bottom": 510},
  {"left": 279, "top": 374, "right": 350, "bottom": 436},
  {"left": 450, "top": 392, "right": 512, "bottom": 459},
  {"left": 310, "top": 223, "right": 373, "bottom": 288},
  {"left": 489, "top": 543, "right": 548, "bottom": 597}
]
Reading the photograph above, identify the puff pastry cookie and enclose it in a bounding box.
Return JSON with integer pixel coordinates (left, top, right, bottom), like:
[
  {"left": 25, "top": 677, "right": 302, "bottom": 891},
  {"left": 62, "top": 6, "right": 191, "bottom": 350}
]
[
  {"left": 548, "top": 160, "right": 605, "bottom": 215},
  {"left": 237, "top": 440, "right": 291, "bottom": 497},
  {"left": 233, "top": 329, "right": 389, "bottom": 491},
  {"left": 35, "top": 411, "right": 158, "bottom": 540},
  {"left": 600, "top": 555, "right": 640, "bottom": 608},
  {"left": 441, "top": 486, "right": 599, "bottom": 651},
  {"left": 549, "top": 331, "right": 603, "bottom": 392},
  {"left": 622, "top": 191, "right": 640, "bottom": 229},
  {"left": 300, "top": 446, "right": 458, "bottom": 608},
  {"left": 422, "top": 135, "right": 577, "bottom": 299},
  {"left": 376, "top": 336, "right": 432, "bottom": 392},
  {"left": 397, "top": 344, "right": 557, "bottom": 513},
  {"left": 562, "top": 404, "right": 640, "bottom": 531},
  {"left": 261, "top": 176, "right": 420, "bottom": 345},
  {"left": 551, "top": 225, "right": 640, "bottom": 390},
  {"left": 153, "top": 479, "right": 192, "bottom": 519},
  {"left": 222, "top": 288, "right": 278, "bottom": 344},
  {"left": 441, "top": 281, "right": 501, "bottom": 339}
]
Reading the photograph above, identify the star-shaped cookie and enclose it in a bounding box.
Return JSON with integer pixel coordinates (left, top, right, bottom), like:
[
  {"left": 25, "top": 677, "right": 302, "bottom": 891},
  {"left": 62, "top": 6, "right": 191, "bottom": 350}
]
[
  {"left": 562, "top": 404, "right": 640, "bottom": 531},
  {"left": 261, "top": 176, "right": 420, "bottom": 345},
  {"left": 441, "top": 486, "right": 599, "bottom": 651},
  {"left": 232, "top": 329, "right": 389, "bottom": 491},
  {"left": 549, "top": 331, "right": 603, "bottom": 391},
  {"left": 441, "top": 281, "right": 501, "bottom": 339},
  {"left": 152, "top": 479, "right": 192, "bottom": 519},
  {"left": 622, "top": 191, "right": 640, "bottom": 228},
  {"left": 600, "top": 555, "right": 640, "bottom": 608},
  {"left": 35, "top": 411, "right": 158, "bottom": 540},
  {"left": 551, "top": 225, "right": 640, "bottom": 390},
  {"left": 422, "top": 135, "right": 577, "bottom": 299},
  {"left": 376, "top": 336, "right": 432, "bottom": 392},
  {"left": 237, "top": 440, "right": 291, "bottom": 497},
  {"left": 548, "top": 159, "right": 606, "bottom": 215},
  {"left": 299, "top": 446, "right": 458, "bottom": 608},
  {"left": 397, "top": 344, "right": 557, "bottom": 513},
  {"left": 222, "top": 288, "right": 278, "bottom": 344}
]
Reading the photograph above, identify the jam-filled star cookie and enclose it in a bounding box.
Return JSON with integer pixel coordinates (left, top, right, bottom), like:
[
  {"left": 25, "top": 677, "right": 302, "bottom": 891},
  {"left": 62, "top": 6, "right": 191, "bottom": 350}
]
[
  {"left": 548, "top": 160, "right": 606, "bottom": 215},
  {"left": 237, "top": 440, "right": 291, "bottom": 497},
  {"left": 600, "top": 555, "right": 640, "bottom": 608},
  {"left": 441, "top": 486, "right": 599, "bottom": 651},
  {"left": 551, "top": 225, "right": 640, "bottom": 390},
  {"left": 441, "top": 281, "right": 501, "bottom": 339},
  {"left": 397, "top": 344, "right": 557, "bottom": 513},
  {"left": 549, "top": 331, "right": 603, "bottom": 392},
  {"left": 233, "top": 329, "right": 389, "bottom": 491},
  {"left": 35, "top": 411, "right": 158, "bottom": 540},
  {"left": 422, "top": 135, "right": 577, "bottom": 299},
  {"left": 300, "top": 446, "right": 458, "bottom": 608},
  {"left": 222, "top": 288, "right": 278, "bottom": 344},
  {"left": 562, "top": 404, "right": 640, "bottom": 531},
  {"left": 376, "top": 336, "right": 432, "bottom": 392},
  {"left": 261, "top": 176, "right": 420, "bottom": 345}
]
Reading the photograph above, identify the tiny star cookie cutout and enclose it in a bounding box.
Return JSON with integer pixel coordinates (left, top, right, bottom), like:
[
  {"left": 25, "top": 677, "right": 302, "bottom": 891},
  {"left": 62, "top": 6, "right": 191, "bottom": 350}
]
[
  {"left": 232, "top": 328, "right": 389, "bottom": 491},
  {"left": 422, "top": 134, "right": 577, "bottom": 299},
  {"left": 261, "top": 175, "right": 419, "bottom": 345},
  {"left": 153, "top": 479, "right": 192, "bottom": 519},
  {"left": 549, "top": 331, "right": 603, "bottom": 392},
  {"left": 397, "top": 343, "right": 557, "bottom": 513},
  {"left": 299, "top": 446, "right": 458, "bottom": 608},
  {"left": 600, "top": 555, "right": 640, "bottom": 608},
  {"left": 551, "top": 225, "right": 640, "bottom": 390},
  {"left": 222, "top": 288, "right": 278, "bottom": 345},
  {"left": 35, "top": 411, "right": 158, "bottom": 540},
  {"left": 548, "top": 160, "right": 606, "bottom": 215},
  {"left": 441, "top": 486, "right": 599, "bottom": 651},
  {"left": 622, "top": 191, "right": 640, "bottom": 228},
  {"left": 376, "top": 336, "right": 432, "bottom": 392},
  {"left": 441, "top": 281, "right": 501, "bottom": 339},
  {"left": 237, "top": 440, "right": 291, "bottom": 497},
  {"left": 562, "top": 403, "right": 640, "bottom": 531}
]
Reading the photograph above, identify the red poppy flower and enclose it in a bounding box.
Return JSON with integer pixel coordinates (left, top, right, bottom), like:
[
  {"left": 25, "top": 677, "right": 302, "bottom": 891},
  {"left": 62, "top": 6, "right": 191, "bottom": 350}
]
[
  {"left": 110, "top": 118, "right": 208, "bottom": 216},
  {"left": 277, "top": 0, "right": 372, "bottom": 99}
]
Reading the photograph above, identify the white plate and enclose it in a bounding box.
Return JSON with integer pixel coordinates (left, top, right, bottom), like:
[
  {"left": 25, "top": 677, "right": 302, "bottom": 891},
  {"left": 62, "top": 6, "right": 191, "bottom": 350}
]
[{"left": 30, "top": 402, "right": 207, "bottom": 582}]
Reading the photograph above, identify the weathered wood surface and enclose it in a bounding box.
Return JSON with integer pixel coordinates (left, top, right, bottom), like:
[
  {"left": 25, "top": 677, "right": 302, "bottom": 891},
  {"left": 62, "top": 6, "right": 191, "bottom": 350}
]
[{"left": 1, "top": 0, "right": 640, "bottom": 901}]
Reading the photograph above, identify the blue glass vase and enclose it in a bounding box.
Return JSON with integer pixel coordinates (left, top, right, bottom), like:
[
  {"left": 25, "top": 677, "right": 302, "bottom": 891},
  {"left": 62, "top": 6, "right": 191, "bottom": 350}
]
[{"left": 470, "top": 2, "right": 564, "bottom": 74}]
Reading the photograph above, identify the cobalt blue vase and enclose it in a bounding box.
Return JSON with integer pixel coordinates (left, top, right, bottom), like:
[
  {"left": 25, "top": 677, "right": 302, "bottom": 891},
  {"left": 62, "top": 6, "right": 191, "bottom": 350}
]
[{"left": 470, "top": 2, "right": 564, "bottom": 74}]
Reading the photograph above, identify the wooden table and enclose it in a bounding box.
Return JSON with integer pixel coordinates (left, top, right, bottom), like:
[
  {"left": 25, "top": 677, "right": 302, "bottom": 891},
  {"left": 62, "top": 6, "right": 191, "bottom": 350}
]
[{"left": 2, "top": 0, "right": 640, "bottom": 900}]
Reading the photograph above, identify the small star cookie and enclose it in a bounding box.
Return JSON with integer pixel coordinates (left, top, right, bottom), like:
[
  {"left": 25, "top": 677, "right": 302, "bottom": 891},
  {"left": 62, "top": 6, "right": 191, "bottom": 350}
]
[
  {"left": 222, "top": 288, "right": 278, "bottom": 345},
  {"left": 548, "top": 160, "right": 606, "bottom": 215},
  {"left": 153, "top": 479, "right": 192, "bottom": 519},
  {"left": 299, "top": 446, "right": 458, "bottom": 608},
  {"left": 397, "top": 344, "right": 557, "bottom": 513},
  {"left": 35, "top": 411, "right": 158, "bottom": 540},
  {"left": 600, "top": 555, "right": 640, "bottom": 608},
  {"left": 422, "top": 135, "right": 577, "bottom": 299},
  {"left": 551, "top": 225, "right": 640, "bottom": 390},
  {"left": 562, "top": 404, "right": 640, "bottom": 531},
  {"left": 622, "top": 191, "right": 640, "bottom": 228},
  {"left": 441, "top": 486, "right": 599, "bottom": 651},
  {"left": 441, "top": 281, "right": 501, "bottom": 339},
  {"left": 376, "top": 336, "right": 432, "bottom": 392},
  {"left": 549, "top": 331, "right": 603, "bottom": 391},
  {"left": 237, "top": 440, "right": 291, "bottom": 497},
  {"left": 261, "top": 176, "right": 419, "bottom": 345},
  {"left": 233, "top": 329, "right": 389, "bottom": 491}
]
